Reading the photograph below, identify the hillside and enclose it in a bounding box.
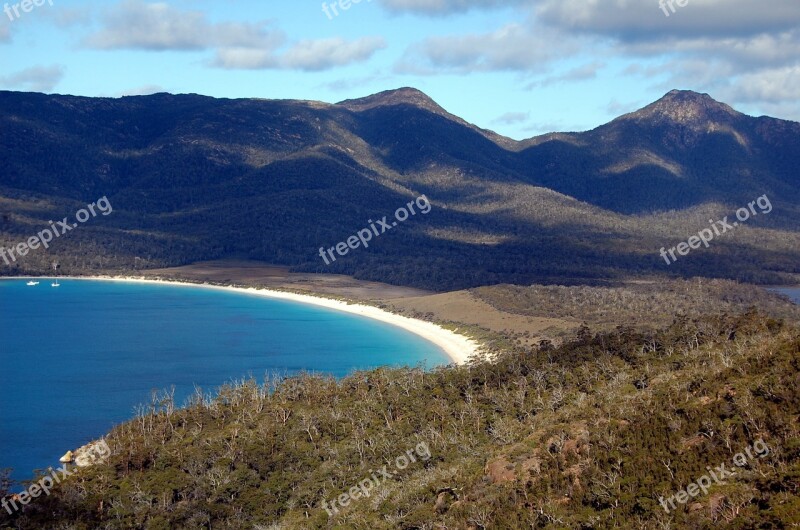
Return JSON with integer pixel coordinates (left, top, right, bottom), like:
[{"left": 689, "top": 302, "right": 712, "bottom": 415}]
[
  {"left": 521, "top": 90, "right": 800, "bottom": 214},
  {"left": 1, "top": 89, "right": 799, "bottom": 289},
  {"left": 2, "top": 311, "right": 798, "bottom": 528}
]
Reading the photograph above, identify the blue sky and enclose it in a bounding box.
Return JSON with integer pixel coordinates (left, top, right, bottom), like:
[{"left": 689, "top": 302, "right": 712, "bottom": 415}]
[{"left": 1, "top": 0, "right": 798, "bottom": 139}]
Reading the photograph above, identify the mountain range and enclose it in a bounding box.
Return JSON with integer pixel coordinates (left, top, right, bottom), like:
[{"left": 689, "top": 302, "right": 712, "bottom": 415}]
[{"left": 0, "top": 88, "right": 798, "bottom": 289}]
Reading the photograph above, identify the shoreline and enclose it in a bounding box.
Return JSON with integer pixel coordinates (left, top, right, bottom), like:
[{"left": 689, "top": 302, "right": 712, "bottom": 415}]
[{"left": 3, "top": 275, "right": 481, "bottom": 365}]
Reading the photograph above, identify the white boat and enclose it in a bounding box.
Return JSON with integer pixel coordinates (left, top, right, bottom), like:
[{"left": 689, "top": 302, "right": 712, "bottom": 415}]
[
  {"left": 51, "top": 281, "right": 60, "bottom": 287},
  {"left": 26, "top": 281, "right": 39, "bottom": 286}
]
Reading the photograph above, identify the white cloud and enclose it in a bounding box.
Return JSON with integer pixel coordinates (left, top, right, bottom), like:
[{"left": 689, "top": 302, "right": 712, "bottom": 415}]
[
  {"left": 396, "top": 23, "right": 581, "bottom": 73},
  {"left": 531, "top": 0, "right": 800, "bottom": 114},
  {"left": 278, "top": 37, "right": 387, "bottom": 71},
  {"left": 84, "top": 0, "right": 281, "bottom": 51},
  {"left": 620, "top": 31, "right": 800, "bottom": 70},
  {"left": 492, "top": 111, "right": 530, "bottom": 125},
  {"left": 0, "top": 65, "right": 65, "bottom": 92},
  {"left": 211, "top": 48, "right": 278, "bottom": 70},
  {"left": 534, "top": 0, "right": 800, "bottom": 41},
  {"left": 388, "top": 0, "right": 800, "bottom": 120},
  {"left": 117, "top": 84, "right": 166, "bottom": 96},
  {"left": 522, "top": 119, "right": 585, "bottom": 135},
  {"left": 381, "top": 0, "right": 527, "bottom": 16},
  {"left": 525, "top": 61, "right": 605, "bottom": 89},
  {"left": 212, "top": 37, "right": 386, "bottom": 71},
  {"left": 40, "top": 5, "right": 93, "bottom": 28},
  {"left": 319, "top": 73, "right": 394, "bottom": 92},
  {"left": 387, "top": 0, "right": 800, "bottom": 125},
  {"left": 85, "top": 1, "right": 215, "bottom": 50},
  {"left": 719, "top": 66, "right": 800, "bottom": 105},
  {"left": 85, "top": 1, "right": 383, "bottom": 72}
]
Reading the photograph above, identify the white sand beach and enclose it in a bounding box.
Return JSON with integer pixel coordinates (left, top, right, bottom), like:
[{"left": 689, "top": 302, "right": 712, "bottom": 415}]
[
  {"left": 245, "top": 288, "right": 480, "bottom": 365},
  {"left": 10, "top": 276, "right": 481, "bottom": 365}
]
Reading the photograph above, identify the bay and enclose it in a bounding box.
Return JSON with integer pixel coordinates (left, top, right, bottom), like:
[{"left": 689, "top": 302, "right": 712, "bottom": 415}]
[
  {"left": 0, "top": 279, "right": 448, "bottom": 481},
  {"left": 772, "top": 287, "right": 800, "bottom": 304}
]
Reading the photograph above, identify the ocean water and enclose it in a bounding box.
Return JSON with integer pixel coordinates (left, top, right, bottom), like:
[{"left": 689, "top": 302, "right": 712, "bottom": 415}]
[
  {"left": 0, "top": 279, "right": 449, "bottom": 482},
  {"left": 773, "top": 287, "right": 800, "bottom": 304}
]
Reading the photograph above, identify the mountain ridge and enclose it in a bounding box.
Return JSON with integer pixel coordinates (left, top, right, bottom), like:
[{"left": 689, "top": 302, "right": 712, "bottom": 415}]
[
  {"left": 1, "top": 87, "right": 798, "bottom": 289},
  {"left": 616, "top": 89, "right": 742, "bottom": 128}
]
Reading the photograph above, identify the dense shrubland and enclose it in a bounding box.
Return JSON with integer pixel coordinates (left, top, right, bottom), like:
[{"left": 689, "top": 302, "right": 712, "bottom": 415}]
[
  {"left": 2, "top": 311, "right": 798, "bottom": 529},
  {"left": 473, "top": 278, "right": 800, "bottom": 333},
  {"left": 3, "top": 90, "right": 800, "bottom": 290}
]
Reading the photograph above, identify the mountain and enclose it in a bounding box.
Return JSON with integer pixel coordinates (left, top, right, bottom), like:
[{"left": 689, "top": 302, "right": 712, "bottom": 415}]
[
  {"left": 520, "top": 90, "right": 800, "bottom": 213},
  {"left": 0, "top": 88, "right": 798, "bottom": 289},
  {"left": 339, "top": 87, "right": 519, "bottom": 149}
]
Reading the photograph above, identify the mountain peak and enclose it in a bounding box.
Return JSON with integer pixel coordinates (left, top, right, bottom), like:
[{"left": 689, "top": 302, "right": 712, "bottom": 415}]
[
  {"left": 620, "top": 90, "right": 741, "bottom": 127},
  {"left": 337, "top": 87, "right": 445, "bottom": 114},
  {"left": 337, "top": 87, "right": 519, "bottom": 149}
]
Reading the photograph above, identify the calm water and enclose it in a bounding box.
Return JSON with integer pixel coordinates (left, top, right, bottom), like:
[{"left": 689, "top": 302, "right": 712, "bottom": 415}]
[
  {"left": 0, "top": 279, "right": 448, "bottom": 482},
  {"left": 773, "top": 287, "right": 800, "bottom": 304}
]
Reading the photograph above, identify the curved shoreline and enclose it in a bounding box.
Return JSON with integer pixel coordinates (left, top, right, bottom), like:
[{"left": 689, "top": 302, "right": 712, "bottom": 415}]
[{"left": 5, "top": 275, "right": 481, "bottom": 365}]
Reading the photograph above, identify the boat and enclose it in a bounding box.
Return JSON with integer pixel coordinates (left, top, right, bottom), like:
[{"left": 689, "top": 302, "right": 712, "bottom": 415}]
[
  {"left": 51, "top": 262, "right": 61, "bottom": 287},
  {"left": 26, "top": 281, "right": 39, "bottom": 286}
]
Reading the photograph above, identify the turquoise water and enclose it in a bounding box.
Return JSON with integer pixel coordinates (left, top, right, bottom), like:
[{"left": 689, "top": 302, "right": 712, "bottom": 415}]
[{"left": 0, "top": 279, "right": 449, "bottom": 482}]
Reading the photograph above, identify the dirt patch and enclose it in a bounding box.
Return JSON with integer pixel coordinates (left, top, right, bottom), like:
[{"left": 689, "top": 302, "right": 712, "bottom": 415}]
[
  {"left": 138, "top": 261, "right": 576, "bottom": 343},
  {"left": 140, "top": 260, "right": 429, "bottom": 300},
  {"left": 485, "top": 458, "right": 516, "bottom": 484},
  {"left": 386, "top": 291, "right": 575, "bottom": 345}
]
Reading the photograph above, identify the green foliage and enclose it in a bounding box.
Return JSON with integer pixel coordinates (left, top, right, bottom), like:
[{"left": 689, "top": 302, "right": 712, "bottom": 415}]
[
  {"left": 2, "top": 312, "right": 799, "bottom": 529},
  {"left": 2, "top": 91, "right": 800, "bottom": 289},
  {"left": 473, "top": 279, "right": 800, "bottom": 335}
]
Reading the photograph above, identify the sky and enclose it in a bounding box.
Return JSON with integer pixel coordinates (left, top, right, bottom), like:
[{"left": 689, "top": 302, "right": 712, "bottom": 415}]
[{"left": 0, "top": 0, "right": 798, "bottom": 139}]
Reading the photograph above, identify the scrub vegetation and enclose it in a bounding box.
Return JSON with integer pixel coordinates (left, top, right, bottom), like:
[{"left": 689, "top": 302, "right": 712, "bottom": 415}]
[{"left": 2, "top": 311, "right": 798, "bottom": 529}]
